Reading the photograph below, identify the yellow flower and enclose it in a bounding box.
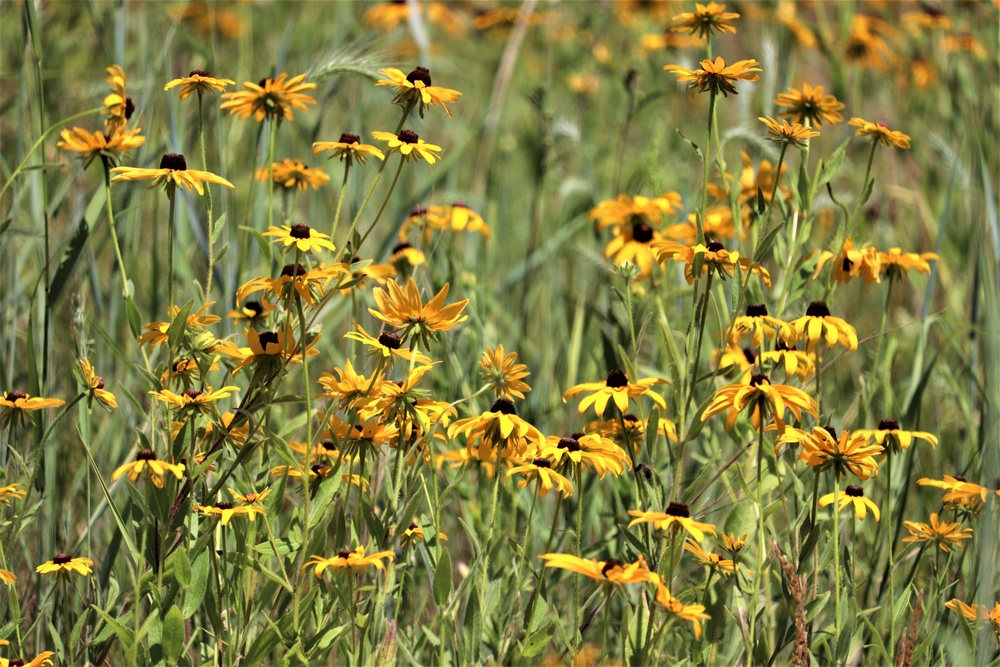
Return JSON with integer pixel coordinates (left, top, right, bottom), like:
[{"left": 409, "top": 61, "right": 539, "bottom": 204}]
[
  {"left": 819, "top": 485, "right": 880, "bottom": 521},
  {"left": 902, "top": 513, "right": 973, "bottom": 552},
  {"left": 432, "top": 202, "right": 492, "bottom": 238},
  {"left": 655, "top": 585, "right": 712, "bottom": 640},
  {"left": 164, "top": 68, "right": 235, "bottom": 99},
  {"left": 150, "top": 386, "right": 239, "bottom": 414},
  {"left": 844, "top": 15, "right": 894, "bottom": 70},
  {"left": 813, "top": 237, "right": 881, "bottom": 284},
  {"left": 218, "top": 325, "right": 318, "bottom": 374},
  {"left": 702, "top": 373, "right": 818, "bottom": 435},
  {"left": 303, "top": 546, "right": 394, "bottom": 577},
  {"left": 918, "top": 475, "right": 988, "bottom": 506},
  {"left": 781, "top": 301, "right": 858, "bottom": 352},
  {"left": 877, "top": 248, "right": 938, "bottom": 280},
  {"left": 671, "top": 2, "right": 740, "bottom": 38},
  {"left": 318, "top": 359, "right": 382, "bottom": 412},
  {"left": 236, "top": 263, "right": 345, "bottom": 309},
  {"left": 655, "top": 240, "right": 771, "bottom": 286},
  {"left": 590, "top": 192, "right": 683, "bottom": 235},
  {"left": 945, "top": 599, "right": 983, "bottom": 623},
  {"left": 138, "top": 302, "right": 221, "bottom": 350},
  {"left": 759, "top": 116, "right": 820, "bottom": 149},
  {"left": 759, "top": 341, "right": 816, "bottom": 381},
  {"left": 371, "top": 129, "right": 443, "bottom": 164},
  {"left": 229, "top": 487, "right": 271, "bottom": 505},
  {"left": 111, "top": 153, "right": 234, "bottom": 196},
  {"left": 79, "top": 358, "right": 117, "bottom": 409},
  {"left": 112, "top": 450, "right": 185, "bottom": 488},
  {"left": 227, "top": 298, "right": 276, "bottom": 327},
  {"left": 400, "top": 522, "right": 447, "bottom": 547},
  {"left": 716, "top": 342, "right": 756, "bottom": 382},
  {"left": 730, "top": 303, "right": 787, "bottom": 348},
  {"left": 313, "top": 132, "right": 385, "bottom": 166},
  {"left": 194, "top": 500, "right": 264, "bottom": 526},
  {"left": 262, "top": 223, "right": 336, "bottom": 254},
  {"left": 775, "top": 83, "right": 844, "bottom": 126},
  {"left": 664, "top": 57, "right": 761, "bottom": 97},
  {"left": 603, "top": 216, "right": 666, "bottom": 280},
  {"left": 390, "top": 243, "right": 426, "bottom": 275},
  {"left": 854, "top": 418, "right": 937, "bottom": 455},
  {"left": 344, "top": 324, "right": 432, "bottom": 368},
  {"left": 57, "top": 126, "right": 145, "bottom": 167},
  {"left": 0, "top": 569, "right": 14, "bottom": 584},
  {"left": 338, "top": 257, "right": 397, "bottom": 295},
  {"left": 480, "top": 344, "right": 531, "bottom": 399},
  {"left": 0, "top": 652, "right": 55, "bottom": 667},
  {"left": 1, "top": 391, "right": 65, "bottom": 413},
  {"left": 848, "top": 117, "right": 911, "bottom": 149},
  {"left": 720, "top": 533, "right": 747, "bottom": 553},
  {"left": 36, "top": 553, "right": 94, "bottom": 577},
  {"left": 370, "top": 278, "right": 468, "bottom": 345},
  {"left": 256, "top": 159, "right": 330, "bottom": 190},
  {"left": 562, "top": 369, "right": 666, "bottom": 417},
  {"left": 0, "top": 484, "right": 26, "bottom": 505},
  {"left": 376, "top": 67, "right": 462, "bottom": 117},
  {"left": 220, "top": 72, "right": 317, "bottom": 123},
  {"left": 584, "top": 413, "right": 678, "bottom": 449},
  {"left": 684, "top": 537, "right": 736, "bottom": 574},
  {"left": 628, "top": 503, "right": 717, "bottom": 541},
  {"left": 448, "top": 398, "right": 544, "bottom": 462},
  {"left": 539, "top": 553, "right": 657, "bottom": 584},
  {"left": 103, "top": 65, "right": 133, "bottom": 135},
  {"left": 796, "top": 425, "right": 881, "bottom": 480},
  {"left": 506, "top": 457, "right": 575, "bottom": 497},
  {"left": 538, "top": 434, "right": 629, "bottom": 478}
]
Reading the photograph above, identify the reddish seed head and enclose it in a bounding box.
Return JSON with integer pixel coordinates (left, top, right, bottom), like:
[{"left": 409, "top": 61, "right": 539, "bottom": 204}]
[
  {"left": 52, "top": 553, "right": 72, "bottom": 564},
  {"left": 339, "top": 132, "right": 360, "bottom": 144},
  {"left": 606, "top": 369, "right": 628, "bottom": 388},
  {"left": 490, "top": 398, "right": 516, "bottom": 415},
  {"left": 160, "top": 153, "right": 187, "bottom": 170},
  {"left": 406, "top": 66, "right": 432, "bottom": 87},
  {"left": 189, "top": 68, "right": 210, "bottom": 77},
  {"left": 666, "top": 502, "right": 690, "bottom": 518},
  {"left": 289, "top": 224, "right": 311, "bottom": 239},
  {"left": 397, "top": 129, "right": 419, "bottom": 144}
]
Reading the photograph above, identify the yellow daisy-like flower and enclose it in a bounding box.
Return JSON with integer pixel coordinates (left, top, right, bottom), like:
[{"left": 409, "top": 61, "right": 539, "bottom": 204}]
[
  {"left": 376, "top": 67, "right": 462, "bottom": 117},
  {"left": 716, "top": 342, "right": 756, "bottom": 382},
  {"left": 313, "top": 132, "right": 385, "bottom": 166},
  {"left": 448, "top": 397, "right": 544, "bottom": 463},
  {"left": 878, "top": 248, "right": 938, "bottom": 281},
  {"left": 655, "top": 585, "right": 712, "bottom": 640},
  {"left": 585, "top": 413, "right": 678, "bottom": 450},
  {"left": 902, "top": 513, "right": 973, "bottom": 553},
  {"left": 400, "top": 522, "right": 447, "bottom": 547},
  {"left": 538, "top": 433, "right": 629, "bottom": 478},
  {"left": 918, "top": 475, "right": 988, "bottom": 510},
  {"left": 603, "top": 215, "right": 666, "bottom": 280},
  {"left": 220, "top": 72, "right": 317, "bottom": 123},
  {"left": 389, "top": 243, "right": 426, "bottom": 276},
  {"left": 539, "top": 553, "right": 657, "bottom": 585},
  {"left": 759, "top": 341, "right": 816, "bottom": 381},
  {"left": 781, "top": 301, "right": 858, "bottom": 352},
  {"left": 819, "top": 484, "right": 880, "bottom": 521},
  {"left": 111, "top": 153, "right": 234, "bottom": 196},
  {"left": 0, "top": 569, "right": 15, "bottom": 584},
  {"left": 562, "top": 369, "right": 667, "bottom": 417},
  {"left": 0, "top": 652, "right": 56, "bottom": 667},
  {"left": 432, "top": 202, "right": 492, "bottom": 238},
  {"left": 0, "top": 484, "right": 26, "bottom": 505},
  {"left": 945, "top": 599, "right": 983, "bottom": 623},
  {"left": 479, "top": 344, "right": 531, "bottom": 400},
  {"left": 57, "top": 126, "right": 145, "bottom": 167},
  {"left": 371, "top": 129, "right": 443, "bottom": 164},
  {"left": 814, "top": 237, "right": 881, "bottom": 284},
  {"left": 1, "top": 391, "right": 65, "bottom": 413},
  {"left": 759, "top": 116, "right": 820, "bottom": 149},
  {"left": 664, "top": 57, "right": 761, "bottom": 97},
  {"left": 164, "top": 68, "right": 235, "bottom": 99},
  {"left": 236, "top": 263, "right": 345, "bottom": 309},
  {"left": 590, "top": 192, "right": 683, "bottom": 235},
  {"left": 854, "top": 418, "right": 937, "bottom": 456},
  {"left": 150, "top": 385, "right": 239, "bottom": 414},
  {"left": 506, "top": 457, "right": 575, "bottom": 497},
  {"left": 79, "top": 358, "right": 117, "bottom": 410},
  {"left": 103, "top": 64, "right": 133, "bottom": 135},
  {"left": 256, "top": 159, "right": 330, "bottom": 190},
  {"left": 344, "top": 324, "right": 432, "bottom": 367},
  {"left": 655, "top": 240, "right": 771, "bottom": 286},
  {"left": 262, "top": 223, "right": 336, "bottom": 254},
  {"left": 435, "top": 446, "right": 497, "bottom": 479},
  {"left": 229, "top": 487, "right": 271, "bottom": 505},
  {"left": 684, "top": 537, "right": 736, "bottom": 574},
  {"left": 35, "top": 553, "right": 94, "bottom": 577},
  {"left": 227, "top": 298, "right": 276, "bottom": 327},
  {"left": 702, "top": 373, "right": 817, "bottom": 435},
  {"left": 628, "top": 503, "right": 717, "bottom": 541},
  {"left": 194, "top": 500, "right": 264, "bottom": 526},
  {"left": 318, "top": 359, "right": 382, "bottom": 413},
  {"left": 137, "top": 302, "right": 221, "bottom": 350},
  {"left": 369, "top": 278, "right": 468, "bottom": 345},
  {"left": 338, "top": 257, "right": 397, "bottom": 295},
  {"left": 303, "top": 546, "right": 395, "bottom": 577},
  {"left": 720, "top": 533, "right": 747, "bottom": 553},
  {"left": 112, "top": 450, "right": 185, "bottom": 488},
  {"left": 730, "top": 303, "right": 787, "bottom": 349},
  {"left": 775, "top": 83, "right": 844, "bottom": 126},
  {"left": 671, "top": 2, "right": 739, "bottom": 38},
  {"left": 848, "top": 117, "right": 911, "bottom": 149},
  {"left": 218, "top": 325, "right": 318, "bottom": 374},
  {"left": 796, "top": 425, "right": 881, "bottom": 480}
]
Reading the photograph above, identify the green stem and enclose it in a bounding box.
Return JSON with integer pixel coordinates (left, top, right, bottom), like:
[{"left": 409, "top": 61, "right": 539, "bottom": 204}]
[
  {"left": 698, "top": 89, "right": 718, "bottom": 245},
  {"left": 355, "top": 157, "right": 406, "bottom": 254},
  {"left": 101, "top": 159, "right": 131, "bottom": 299},
  {"left": 267, "top": 119, "right": 277, "bottom": 231},
  {"left": 198, "top": 92, "right": 215, "bottom": 302},
  {"left": 845, "top": 141, "right": 878, "bottom": 240},
  {"left": 869, "top": 277, "right": 895, "bottom": 416},
  {"left": 833, "top": 481, "right": 842, "bottom": 663},
  {"left": 748, "top": 416, "right": 767, "bottom": 658},
  {"left": 481, "top": 447, "right": 504, "bottom": 606},
  {"left": 886, "top": 449, "right": 895, "bottom": 664},
  {"left": 575, "top": 463, "right": 584, "bottom": 640},
  {"left": 330, "top": 162, "right": 350, "bottom": 240},
  {"left": 762, "top": 142, "right": 789, "bottom": 232},
  {"left": 167, "top": 186, "right": 176, "bottom": 311}
]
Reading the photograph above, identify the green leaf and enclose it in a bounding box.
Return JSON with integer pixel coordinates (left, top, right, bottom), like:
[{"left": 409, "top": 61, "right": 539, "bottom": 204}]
[
  {"left": 183, "top": 548, "right": 211, "bottom": 619},
  {"left": 433, "top": 545, "right": 453, "bottom": 607},
  {"left": 49, "top": 190, "right": 100, "bottom": 305},
  {"left": 520, "top": 624, "right": 553, "bottom": 658},
  {"left": 213, "top": 242, "right": 230, "bottom": 263},
  {"left": 860, "top": 178, "right": 875, "bottom": 206},
  {"left": 92, "top": 604, "right": 136, "bottom": 648},
  {"left": 463, "top": 587, "right": 482, "bottom": 663},
  {"left": 211, "top": 212, "right": 228, "bottom": 243},
  {"left": 817, "top": 138, "right": 850, "bottom": 186},
  {"left": 167, "top": 300, "right": 194, "bottom": 350},
  {"left": 166, "top": 547, "right": 191, "bottom": 587},
  {"left": 752, "top": 220, "right": 786, "bottom": 264},
  {"left": 162, "top": 605, "right": 184, "bottom": 662},
  {"left": 126, "top": 295, "right": 142, "bottom": 338}
]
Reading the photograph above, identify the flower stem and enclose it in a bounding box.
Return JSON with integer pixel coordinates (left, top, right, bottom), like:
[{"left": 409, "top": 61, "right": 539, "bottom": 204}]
[
  {"left": 845, "top": 141, "right": 878, "bottom": 240},
  {"left": 167, "top": 186, "right": 176, "bottom": 312},
  {"left": 698, "top": 89, "right": 718, "bottom": 245},
  {"left": 885, "top": 449, "right": 895, "bottom": 664},
  {"left": 762, "top": 142, "right": 789, "bottom": 231},
  {"left": 198, "top": 92, "right": 215, "bottom": 302},
  {"left": 101, "top": 159, "right": 132, "bottom": 300},
  {"left": 575, "top": 462, "right": 585, "bottom": 638},
  {"left": 481, "top": 447, "right": 504, "bottom": 606},
  {"left": 267, "top": 118, "right": 277, "bottom": 231},
  {"left": 748, "top": 416, "right": 767, "bottom": 658},
  {"left": 330, "top": 162, "right": 350, "bottom": 240},
  {"left": 833, "top": 481, "right": 842, "bottom": 662},
  {"left": 355, "top": 156, "right": 406, "bottom": 254}
]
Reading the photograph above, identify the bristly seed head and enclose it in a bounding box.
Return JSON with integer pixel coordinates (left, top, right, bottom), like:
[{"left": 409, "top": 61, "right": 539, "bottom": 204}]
[
  {"left": 95, "top": 377, "right": 106, "bottom": 390},
  {"left": 822, "top": 425, "right": 839, "bottom": 441},
  {"left": 742, "top": 347, "right": 758, "bottom": 364},
  {"left": 845, "top": 485, "right": 863, "bottom": 497},
  {"left": 258, "top": 77, "right": 271, "bottom": 88},
  {"left": 406, "top": 66, "right": 432, "bottom": 87},
  {"left": 378, "top": 331, "right": 402, "bottom": 350},
  {"left": 953, "top": 474, "right": 966, "bottom": 482},
  {"left": 245, "top": 301, "right": 264, "bottom": 315},
  {"left": 749, "top": 373, "right": 769, "bottom": 387},
  {"left": 9, "top": 659, "right": 26, "bottom": 666},
  {"left": 397, "top": 129, "right": 419, "bottom": 144},
  {"left": 339, "top": 132, "right": 360, "bottom": 144},
  {"left": 632, "top": 222, "right": 654, "bottom": 243},
  {"left": 746, "top": 303, "right": 768, "bottom": 317},
  {"left": 289, "top": 223, "right": 311, "bottom": 239},
  {"left": 337, "top": 549, "right": 352, "bottom": 559},
  {"left": 622, "top": 413, "right": 638, "bottom": 425},
  {"left": 601, "top": 558, "right": 624, "bottom": 576},
  {"left": 878, "top": 418, "right": 900, "bottom": 431},
  {"left": 392, "top": 242, "right": 413, "bottom": 255},
  {"left": 842, "top": 257, "right": 854, "bottom": 272},
  {"left": 606, "top": 369, "right": 628, "bottom": 388},
  {"left": 258, "top": 331, "right": 279, "bottom": 347},
  {"left": 490, "top": 397, "right": 516, "bottom": 415},
  {"left": 124, "top": 97, "right": 135, "bottom": 119},
  {"left": 280, "top": 263, "right": 307, "bottom": 277},
  {"left": 666, "top": 502, "right": 690, "bottom": 518},
  {"left": 320, "top": 440, "right": 338, "bottom": 451},
  {"left": 558, "top": 437, "right": 581, "bottom": 452},
  {"left": 160, "top": 153, "right": 187, "bottom": 171},
  {"left": 805, "top": 301, "right": 831, "bottom": 318},
  {"left": 408, "top": 521, "right": 419, "bottom": 530},
  {"left": 137, "top": 449, "right": 157, "bottom": 461},
  {"left": 184, "top": 388, "right": 203, "bottom": 400},
  {"left": 52, "top": 553, "right": 72, "bottom": 564},
  {"left": 190, "top": 68, "right": 210, "bottom": 77},
  {"left": 706, "top": 241, "right": 725, "bottom": 252},
  {"left": 532, "top": 458, "right": 552, "bottom": 468},
  {"left": 6, "top": 390, "right": 27, "bottom": 400},
  {"left": 214, "top": 501, "right": 234, "bottom": 510}
]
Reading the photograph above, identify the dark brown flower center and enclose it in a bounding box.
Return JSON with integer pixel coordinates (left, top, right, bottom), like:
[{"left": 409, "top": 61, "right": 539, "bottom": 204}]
[
  {"left": 706, "top": 241, "right": 725, "bottom": 252},
  {"left": 124, "top": 97, "right": 135, "bottom": 119},
  {"left": 666, "top": 502, "right": 690, "bottom": 518},
  {"left": 822, "top": 425, "right": 838, "bottom": 440},
  {"left": 245, "top": 301, "right": 264, "bottom": 316},
  {"left": 490, "top": 398, "right": 516, "bottom": 415},
  {"left": 558, "top": 437, "right": 581, "bottom": 452},
  {"left": 311, "top": 464, "right": 326, "bottom": 474},
  {"left": 392, "top": 242, "right": 413, "bottom": 255},
  {"left": 406, "top": 66, "right": 432, "bottom": 87},
  {"left": 280, "top": 263, "right": 307, "bottom": 277},
  {"left": 337, "top": 549, "right": 352, "bottom": 559},
  {"left": 52, "top": 553, "right": 72, "bottom": 564},
  {"left": 775, "top": 338, "right": 794, "bottom": 351},
  {"left": 632, "top": 223, "right": 654, "bottom": 243},
  {"left": 842, "top": 257, "right": 854, "bottom": 272},
  {"left": 214, "top": 501, "right": 234, "bottom": 510},
  {"left": 9, "top": 659, "right": 26, "bottom": 666},
  {"left": 397, "top": 129, "right": 419, "bottom": 144},
  {"left": 378, "top": 331, "right": 402, "bottom": 350},
  {"left": 408, "top": 521, "right": 419, "bottom": 530},
  {"left": 746, "top": 303, "right": 768, "bottom": 317},
  {"left": 95, "top": 378, "right": 106, "bottom": 390},
  {"left": 190, "top": 68, "right": 210, "bottom": 77},
  {"left": 184, "top": 388, "right": 202, "bottom": 400},
  {"left": 742, "top": 347, "right": 758, "bottom": 364},
  {"left": 137, "top": 449, "right": 157, "bottom": 461},
  {"left": 805, "top": 301, "right": 830, "bottom": 318},
  {"left": 532, "top": 458, "right": 552, "bottom": 468},
  {"left": 845, "top": 485, "right": 863, "bottom": 497},
  {"left": 258, "top": 77, "right": 271, "bottom": 88},
  {"left": 321, "top": 440, "right": 338, "bottom": 451},
  {"left": 878, "top": 419, "right": 899, "bottom": 431},
  {"left": 289, "top": 223, "right": 311, "bottom": 239},
  {"left": 410, "top": 205, "right": 429, "bottom": 217},
  {"left": 622, "top": 413, "right": 638, "bottom": 425},
  {"left": 606, "top": 369, "right": 628, "bottom": 388},
  {"left": 258, "top": 331, "right": 279, "bottom": 347},
  {"left": 160, "top": 153, "right": 187, "bottom": 171},
  {"left": 7, "top": 390, "right": 27, "bottom": 400},
  {"left": 453, "top": 201, "right": 468, "bottom": 208},
  {"left": 339, "top": 132, "right": 360, "bottom": 144},
  {"left": 601, "top": 558, "right": 624, "bottom": 576},
  {"left": 749, "top": 373, "right": 769, "bottom": 387},
  {"left": 953, "top": 474, "right": 966, "bottom": 482}
]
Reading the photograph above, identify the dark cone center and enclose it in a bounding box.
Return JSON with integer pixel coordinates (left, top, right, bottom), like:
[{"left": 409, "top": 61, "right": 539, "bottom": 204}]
[
  {"left": 601, "top": 558, "right": 624, "bottom": 576},
  {"left": 490, "top": 398, "right": 516, "bottom": 415},
  {"left": 953, "top": 474, "right": 966, "bottom": 482},
  {"left": 666, "top": 502, "right": 690, "bottom": 518},
  {"left": 453, "top": 201, "right": 468, "bottom": 208},
  {"left": 749, "top": 373, "right": 769, "bottom": 387},
  {"left": 137, "top": 449, "right": 157, "bottom": 461},
  {"left": 95, "top": 378, "right": 106, "bottom": 390},
  {"left": 7, "top": 390, "right": 27, "bottom": 400},
  {"left": 822, "top": 425, "right": 839, "bottom": 441},
  {"left": 622, "top": 413, "right": 638, "bottom": 425},
  {"left": 632, "top": 223, "right": 654, "bottom": 243},
  {"left": 258, "top": 331, "right": 279, "bottom": 347},
  {"left": 52, "top": 553, "right": 72, "bottom": 564},
  {"left": 280, "top": 263, "right": 308, "bottom": 277},
  {"left": 635, "top": 463, "right": 652, "bottom": 479},
  {"left": 606, "top": 369, "right": 628, "bottom": 388},
  {"left": 532, "top": 458, "right": 552, "bottom": 468},
  {"left": 746, "top": 303, "right": 768, "bottom": 317},
  {"left": 805, "top": 301, "right": 831, "bottom": 318},
  {"left": 742, "top": 347, "right": 758, "bottom": 365},
  {"left": 289, "top": 223, "right": 311, "bottom": 239},
  {"left": 321, "top": 440, "right": 338, "bottom": 451},
  {"left": 124, "top": 97, "right": 135, "bottom": 119},
  {"left": 397, "top": 129, "right": 419, "bottom": 144},
  {"left": 706, "top": 241, "right": 725, "bottom": 252},
  {"left": 245, "top": 301, "right": 264, "bottom": 316},
  {"left": 160, "top": 153, "right": 187, "bottom": 171},
  {"left": 214, "top": 501, "right": 234, "bottom": 510},
  {"left": 378, "top": 331, "right": 402, "bottom": 350},
  {"left": 878, "top": 419, "right": 900, "bottom": 431},
  {"left": 408, "top": 521, "right": 419, "bottom": 530},
  {"left": 339, "top": 132, "right": 360, "bottom": 144},
  {"left": 392, "top": 242, "right": 413, "bottom": 254},
  {"left": 558, "top": 437, "right": 581, "bottom": 452},
  {"left": 406, "top": 66, "right": 432, "bottom": 87},
  {"left": 190, "top": 68, "right": 210, "bottom": 77},
  {"left": 845, "top": 485, "right": 863, "bottom": 497},
  {"left": 337, "top": 549, "right": 352, "bottom": 559}
]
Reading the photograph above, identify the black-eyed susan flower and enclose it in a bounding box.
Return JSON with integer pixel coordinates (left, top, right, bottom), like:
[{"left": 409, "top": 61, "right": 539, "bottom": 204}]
[
  {"left": 256, "top": 159, "right": 330, "bottom": 190},
  {"left": 684, "top": 538, "right": 736, "bottom": 574},
  {"left": 112, "top": 450, "right": 185, "bottom": 488},
  {"left": 672, "top": 2, "right": 740, "bottom": 38},
  {"left": 759, "top": 340, "right": 816, "bottom": 381},
  {"left": 562, "top": 369, "right": 667, "bottom": 417},
  {"left": 227, "top": 298, "right": 276, "bottom": 327},
  {"left": 389, "top": 242, "right": 426, "bottom": 277},
  {"left": 164, "top": 68, "right": 235, "bottom": 99},
  {"left": 603, "top": 216, "right": 666, "bottom": 280},
  {"left": 313, "top": 132, "right": 385, "bottom": 166},
  {"left": 1, "top": 390, "right": 65, "bottom": 432},
  {"left": 877, "top": 248, "right": 938, "bottom": 281},
  {"left": 539, "top": 434, "right": 629, "bottom": 478},
  {"left": 400, "top": 522, "right": 447, "bottom": 547},
  {"left": 194, "top": 500, "right": 264, "bottom": 525},
  {"left": 57, "top": 126, "right": 146, "bottom": 167},
  {"left": 655, "top": 240, "right": 772, "bottom": 286},
  {"left": 918, "top": 475, "right": 987, "bottom": 513},
  {"left": 813, "top": 238, "right": 881, "bottom": 284},
  {"left": 855, "top": 419, "right": 937, "bottom": 455},
  {"left": 219, "top": 325, "right": 318, "bottom": 374},
  {"left": 79, "top": 358, "right": 117, "bottom": 410},
  {"left": 586, "top": 412, "right": 678, "bottom": 448},
  {"left": 36, "top": 553, "right": 94, "bottom": 577},
  {"left": 229, "top": 487, "right": 270, "bottom": 505},
  {"left": 628, "top": 503, "right": 717, "bottom": 541},
  {"left": 797, "top": 425, "right": 881, "bottom": 480},
  {"left": 369, "top": 278, "right": 468, "bottom": 345},
  {"left": 111, "top": 153, "right": 234, "bottom": 195},
  {"left": 371, "top": 129, "right": 443, "bottom": 164},
  {"left": 434, "top": 202, "right": 491, "bottom": 238},
  {"left": 820, "top": 484, "right": 880, "bottom": 521},
  {"left": 539, "top": 553, "right": 657, "bottom": 584},
  {"left": 702, "top": 373, "right": 817, "bottom": 435},
  {"left": 103, "top": 65, "right": 133, "bottom": 135},
  {"left": 0, "top": 484, "right": 26, "bottom": 505},
  {"left": 171, "top": 1, "right": 243, "bottom": 38},
  {"left": 844, "top": 15, "right": 894, "bottom": 70},
  {"left": 150, "top": 385, "right": 239, "bottom": 414},
  {"left": 664, "top": 57, "right": 761, "bottom": 97},
  {"left": 945, "top": 599, "right": 985, "bottom": 624},
  {"left": 262, "top": 223, "right": 335, "bottom": 254},
  {"left": 236, "top": 263, "right": 345, "bottom": 309},
  {"left": 759, "top": 116, "right": 820, "bottom": 149},
  {"left": 731, "top": 303, "right": 787, "bottom": 348},
  {"left": 220, "top": 72, "right": 317, "bottom": 123},
  {"left": 506, "top": 457, "right": 575, "bottom": 497},
  {"left": 338, "top": 257, "right": 397, "bottom": 295},
  {"left": 902, "top": 513, "right": 973, "bottom": 552},
  {"left": 590, "top": 192, "right": 683, "bottom": 235},
  {"left": 138, "top": 302, "right": 221, "bottom": 350},
  {"left": 716, "top": 343, "right": 756, "bottom": 381},
  {"left": 0, "top": 651, "right": 55, "bottom": 667},
  {"left": 720, "top": 532, "right": 747, "bottom": 553},
  {"left": 781, "top": 302, "right": 858, "bottom": 352},
  {"left": 775, "top": 83, "right": 844, "bottom": 126},
  {"left": 848, "top": 117, "right": 911, "bottom": 149},
  {"left": 318, "top": 360, "right": 382, "bottom": 412},
  {"left": 344, "top": 324, "right": 432, "bottom": 367},
  {"left": 479, "top": 344, "right": 531, "bottom": 399},
  {"left": 376, "top": 67, "right": 462, "bottom": 117},
  {"left": 303, "top": 547, "right": 395, "bottom": 577},
  {"left": 0, "top": 569, "right": 14, "bottom": 584},
  {"left": 655, "top": 585, "right": 712, "bottom": 639},
  {"left": 449, "top": 398, "right": 544, "bottom": 462},
  {"left": 397, "top": 205, "right": 445, "bottom": 245}
]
